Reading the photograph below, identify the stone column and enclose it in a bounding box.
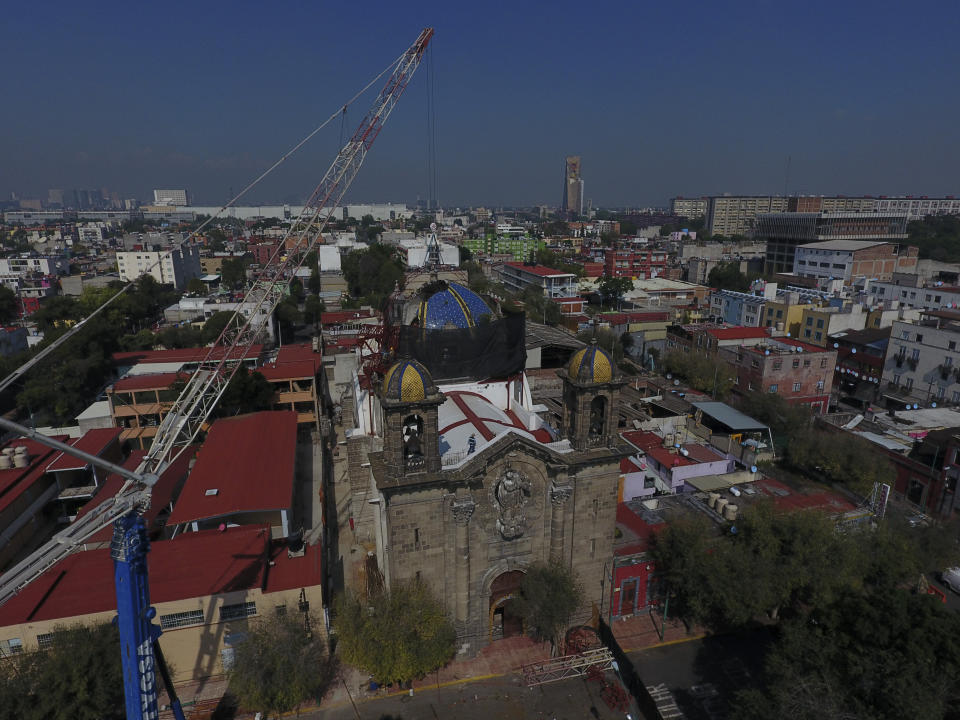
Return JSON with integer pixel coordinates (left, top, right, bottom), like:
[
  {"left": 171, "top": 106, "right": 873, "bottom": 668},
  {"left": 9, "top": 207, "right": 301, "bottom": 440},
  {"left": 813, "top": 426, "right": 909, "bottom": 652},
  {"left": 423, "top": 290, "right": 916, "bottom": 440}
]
[
  {"left": 450, "top": 498, "right": 475, "bottom": 625},
  {"left": 549, "top": 483, "right": 573, "bottom": 563}
]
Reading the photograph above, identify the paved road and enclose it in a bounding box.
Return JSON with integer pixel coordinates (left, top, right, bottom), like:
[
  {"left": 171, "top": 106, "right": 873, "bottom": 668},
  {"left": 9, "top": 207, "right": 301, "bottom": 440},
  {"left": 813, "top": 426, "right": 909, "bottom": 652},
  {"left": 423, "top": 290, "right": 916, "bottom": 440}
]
[{"left": 312, "top": 669, "right": 636, "bottom": 720}]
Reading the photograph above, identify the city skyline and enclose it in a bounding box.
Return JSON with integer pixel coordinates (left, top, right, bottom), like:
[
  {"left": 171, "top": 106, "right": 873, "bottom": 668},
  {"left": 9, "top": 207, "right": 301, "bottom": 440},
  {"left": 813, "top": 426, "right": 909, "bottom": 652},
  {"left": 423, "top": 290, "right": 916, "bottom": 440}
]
[{"left": 3, "top": 0, "right": 959, "bottom": 208}]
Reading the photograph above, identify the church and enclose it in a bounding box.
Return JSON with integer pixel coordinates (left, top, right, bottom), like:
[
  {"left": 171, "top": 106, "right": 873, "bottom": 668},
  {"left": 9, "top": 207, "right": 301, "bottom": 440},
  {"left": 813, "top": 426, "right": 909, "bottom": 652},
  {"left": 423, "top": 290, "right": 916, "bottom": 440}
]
[{"left": 342, "top": 280, "right": 628, "bottom": 654}]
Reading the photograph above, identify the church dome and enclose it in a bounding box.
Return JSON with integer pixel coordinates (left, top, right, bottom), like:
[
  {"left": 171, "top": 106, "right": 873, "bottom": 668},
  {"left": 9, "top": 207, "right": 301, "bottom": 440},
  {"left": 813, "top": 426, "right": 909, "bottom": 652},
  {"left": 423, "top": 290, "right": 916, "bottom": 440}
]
[
  {"left": 567, "top": 345, "right": 614, "bottom": 384},
  {"left": 382, "top": 358, "right": 435, "bottom": 402},
  {"left": 417, "top": 282, "right": 492, "bottom": 329}
]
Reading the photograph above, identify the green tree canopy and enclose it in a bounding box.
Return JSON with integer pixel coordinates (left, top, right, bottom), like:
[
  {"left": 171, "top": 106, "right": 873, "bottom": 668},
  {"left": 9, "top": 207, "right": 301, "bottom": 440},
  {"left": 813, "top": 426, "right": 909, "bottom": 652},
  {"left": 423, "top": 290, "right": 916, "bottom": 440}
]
[
  {"left": 707, "top": 261, "right": 751, "bottom": 291},
  {"left": 340, "top": 244, "right": 403, "bottom": 306},
  {"left": 220, "top": 256, "right": 250, "bottom": 290},
  {"left": 733, "top": 590, "right": 960, "bottom": 720},
  {"left": 228, "top": 612, "right": 336, "bottom": 717},
  {"left": 0, "top": 286, "right": 18, "bottom": 323},
  {"left": 334, "top": 579, "right": 456, "bottom": 685},
  {"left": 662, "top": 351, "right": 734, "bottom": 399},
  {"left": 215, "top": 367, "right": 276, "bottom": 418},
  {"left": 0, "top": 623, "right": 124, "bottom": 720},
  {"left": 907, "top": 215, "right": 960, "bottom": 261},
  {"left": 304, "top": 295, "right": 325, "bottom": 328},
  {"left": 201, "top": 311, "right": 237, "bottom": 344},
  {"left": 515, "top": 561, "right": 583, "bottom": 652},
  {"left": 186, "top": 277, "right": 207, "bottom": 295},
  {"left": 595, "top": 276, "right": 634, "bottom": 307}
]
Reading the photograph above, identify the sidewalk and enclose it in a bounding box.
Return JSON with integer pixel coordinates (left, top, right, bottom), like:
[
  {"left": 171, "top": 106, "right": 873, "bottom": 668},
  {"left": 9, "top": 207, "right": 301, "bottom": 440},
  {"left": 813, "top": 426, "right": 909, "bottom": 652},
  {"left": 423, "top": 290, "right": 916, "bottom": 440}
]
[{"left": 191, "top": 611, "right": 702, "bottom": 718}]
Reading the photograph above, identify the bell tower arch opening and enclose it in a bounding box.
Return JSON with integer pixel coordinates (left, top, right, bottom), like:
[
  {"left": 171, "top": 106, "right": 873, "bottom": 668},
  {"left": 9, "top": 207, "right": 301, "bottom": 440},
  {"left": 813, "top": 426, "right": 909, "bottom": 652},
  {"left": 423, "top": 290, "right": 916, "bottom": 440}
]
[{"left": 489, "top": 570, "right": 525, "bottom": 641}]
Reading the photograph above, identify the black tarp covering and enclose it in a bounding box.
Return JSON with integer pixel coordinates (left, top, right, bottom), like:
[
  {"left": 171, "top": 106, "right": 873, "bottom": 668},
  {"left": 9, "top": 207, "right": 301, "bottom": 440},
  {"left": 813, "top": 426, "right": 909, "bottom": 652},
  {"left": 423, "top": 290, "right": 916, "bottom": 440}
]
[{"left": 396, "top": 312, "right": 527, "bottom": 382}]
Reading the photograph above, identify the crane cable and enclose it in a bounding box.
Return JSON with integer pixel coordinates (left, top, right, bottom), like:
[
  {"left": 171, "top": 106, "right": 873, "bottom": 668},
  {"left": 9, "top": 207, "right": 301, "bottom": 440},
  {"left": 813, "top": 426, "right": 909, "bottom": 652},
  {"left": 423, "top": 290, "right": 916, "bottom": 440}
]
[{"left": 0, "top": 46, "right": 409, "bottom": 396}]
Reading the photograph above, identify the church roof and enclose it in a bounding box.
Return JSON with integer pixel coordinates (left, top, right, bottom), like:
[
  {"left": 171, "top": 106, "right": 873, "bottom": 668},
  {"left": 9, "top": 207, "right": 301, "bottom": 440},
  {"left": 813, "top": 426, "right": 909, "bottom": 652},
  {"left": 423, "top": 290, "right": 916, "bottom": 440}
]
[
  {"left": 383, "top": 358, "right": 435, "bottom": 402},
  {"left": 567, "top": 344, "right": 614, "bottom": 384},
  {"left": 417, "top": 282, "right": 492, "bottom": 329}
]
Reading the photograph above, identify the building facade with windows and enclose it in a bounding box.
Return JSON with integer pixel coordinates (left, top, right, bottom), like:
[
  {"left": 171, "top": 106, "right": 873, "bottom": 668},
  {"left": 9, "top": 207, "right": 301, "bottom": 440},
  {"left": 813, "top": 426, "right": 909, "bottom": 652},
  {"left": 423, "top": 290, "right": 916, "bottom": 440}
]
[
  {"left": 866, "top": 279, "right": 960, "bottom": 311},
  {"left": 874, "top": 196, "right": 960, "bottom": 220},
  {"left": 723, "top": 338, "right": 836, "bottom": 413},
  {"left": 756, "top": 212, "right": 909, "bottom": 275},
  {"left": 603, "top": 248, "right": 669, "bottom": 280},
  {"left": 881, "top": 312, "right": 960, "bottom": 406},
  {"left": 670, "top": 197, "right": 708, "bottom": 218},
  {"left": 116, "top": 245, "right": 202, "bottom": 289},
  {"left": 499, "top": 262, "right": 578, "bottom": 298},
  {"left": 793, "top": 240, "right": 918, "bottom": 282}
]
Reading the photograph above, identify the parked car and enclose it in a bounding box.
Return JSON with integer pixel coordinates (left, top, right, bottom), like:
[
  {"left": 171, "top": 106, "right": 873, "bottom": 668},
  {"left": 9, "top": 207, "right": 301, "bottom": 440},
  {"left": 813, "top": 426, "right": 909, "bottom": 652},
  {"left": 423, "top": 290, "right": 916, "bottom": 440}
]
[{"left": 942, "top": 567, "right": 960, "bottom": 593}]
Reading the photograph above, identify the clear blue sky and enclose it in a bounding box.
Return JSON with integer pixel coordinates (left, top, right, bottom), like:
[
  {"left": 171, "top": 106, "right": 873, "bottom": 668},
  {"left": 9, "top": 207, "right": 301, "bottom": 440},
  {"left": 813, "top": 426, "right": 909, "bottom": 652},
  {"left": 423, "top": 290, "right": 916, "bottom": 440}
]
[{"left": 3, "top": 0, "right": 959, "bottom": 208}]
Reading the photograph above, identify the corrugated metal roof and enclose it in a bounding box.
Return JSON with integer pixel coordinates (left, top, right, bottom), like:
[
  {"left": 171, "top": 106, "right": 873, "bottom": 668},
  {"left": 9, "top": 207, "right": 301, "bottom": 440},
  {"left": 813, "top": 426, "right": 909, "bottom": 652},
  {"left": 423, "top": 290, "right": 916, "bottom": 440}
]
[
  {"left": 692, "top": 402, "right": 769, "bottom": 432},
  {"left": 45, "top": 428, "right": 122, "bottom": 473},
  {"left": 167, "top": 411, "right": 297, "bottom": 525}
]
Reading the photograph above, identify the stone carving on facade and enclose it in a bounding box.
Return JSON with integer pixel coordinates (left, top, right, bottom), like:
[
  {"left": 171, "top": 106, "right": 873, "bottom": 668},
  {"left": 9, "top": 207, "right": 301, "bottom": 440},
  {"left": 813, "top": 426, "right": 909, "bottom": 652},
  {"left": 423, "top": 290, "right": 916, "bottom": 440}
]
[
  {"left": 550, "top": 482, "right": 573, "bottom": 506},
  {"left": 491, "top": 467, "right": 532, "bottom": 540},
  {"left": 450, "top": 497, "right": 476, "bottom": 526}
]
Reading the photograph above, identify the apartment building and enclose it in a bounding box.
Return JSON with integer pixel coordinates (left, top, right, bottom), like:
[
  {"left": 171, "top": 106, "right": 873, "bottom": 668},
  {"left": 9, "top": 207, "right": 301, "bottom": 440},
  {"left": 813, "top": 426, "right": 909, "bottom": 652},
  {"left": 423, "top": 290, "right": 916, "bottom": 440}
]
[
  {"left": 0, "top": 255, "right": 69, "bottom": 277},
  {"left": 794, "top": 240, "right": 918, "bottom": 282},
  {"left": 866, "top": 277, "right": 960, "bottom": 311},
  {"left": 603, "top": 248, "right": 668, "bottom": 279},
  {"left": 882, "top": 312, "right": 960, "bottom": 406},
  {"left": 499, "top": 262, "right": 578, "bottom": 298},
  {"left": 709, "top": 289, "right": 767, "bottom": 326},
  {"left": 723, "top": 337, "right": 836, "bottom": 413},
  {"left": 461, "top": 235, "right": 545, "bottom": 262},
  {"left": 705, "top": 196, "right": 789, "bottom": 237},
  {"left": 756, "top": 212, "right": 909, "bottom": 275},
  {"left": 116, "top": 245, "right": 202, "bottom": 289},
  {"left": 670, "top": 197, "right": 708, "bottom": 218},
  {"left": 874, "top": 196, "right": 960, "bottom": 220}
]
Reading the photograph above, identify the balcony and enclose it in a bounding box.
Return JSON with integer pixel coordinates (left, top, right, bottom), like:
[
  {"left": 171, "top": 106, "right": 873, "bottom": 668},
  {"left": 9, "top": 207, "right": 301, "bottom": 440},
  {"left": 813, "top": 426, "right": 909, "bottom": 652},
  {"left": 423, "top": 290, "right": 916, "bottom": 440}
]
[
  {"left": 940, "top": 364, "right": 954, "bottom": 381},
  {"left": 894, "top": 352, "right": 905, "bottom": 368},
  {"left": 906, "top": 357, "right": 918, "bottom": 371}
]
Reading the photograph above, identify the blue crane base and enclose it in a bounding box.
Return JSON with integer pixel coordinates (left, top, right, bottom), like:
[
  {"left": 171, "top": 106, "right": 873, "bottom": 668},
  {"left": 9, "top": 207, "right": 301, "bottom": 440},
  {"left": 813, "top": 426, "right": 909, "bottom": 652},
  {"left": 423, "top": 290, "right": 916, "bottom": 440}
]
[{"left": 112, "top": 514, "right": 185, "bottom": 720}]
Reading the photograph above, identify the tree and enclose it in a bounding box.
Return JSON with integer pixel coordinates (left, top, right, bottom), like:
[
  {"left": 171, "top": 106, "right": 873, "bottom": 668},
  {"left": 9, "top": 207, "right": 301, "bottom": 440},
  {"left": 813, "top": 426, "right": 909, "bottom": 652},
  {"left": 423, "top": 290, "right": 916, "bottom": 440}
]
[
  {"left": 661, "top": 351, "right": 734, "bottom": 399},
  {"left": 186, "top": 277, "right": 207, "bottom": 295},
  {"left": 707, "top": 261, "right": 751, "bottom": 292},
  {"left": 907, "top": 215, "right": 960, "bottom": 261},
  {"left": 595, "top": 276, "right": 634, "bottom": 308},
  {"left": 307, "top": 268, "right": 322, "bottom": 296},
  {"left": 335, "top": 579, "right": 456, "bottom": 685},
  {"left": 0, "top": 623, "right": 124, "bottom": 720},
  {"left": 274, "top": 298, "right": 302, "bottom": 343},
  {"left": 228, "top": 612, "right": 336, "bottom": 717},
  {"left": 304, "top": 295, "right": 325, "bottom": 328},
  {"left": 0, "top": 286, "right": 17, "bottom": 322},
  {"left": 201, "top": 311, "right": 237, "bottom": 344},
  {"left": 340, "top": 244, "right": 403, "bottom": 306},
  {"left": 732, "top": 590, "right": 960, "bottom": 720},
  {"left": 515, "top": 561, "right": 583, "bottom": 653},
  {"left": 215, "top": 367, "right": 276, "bottom": 417},
  {"left": 220, "top": 257, "right": 250, "bottom": 290}
]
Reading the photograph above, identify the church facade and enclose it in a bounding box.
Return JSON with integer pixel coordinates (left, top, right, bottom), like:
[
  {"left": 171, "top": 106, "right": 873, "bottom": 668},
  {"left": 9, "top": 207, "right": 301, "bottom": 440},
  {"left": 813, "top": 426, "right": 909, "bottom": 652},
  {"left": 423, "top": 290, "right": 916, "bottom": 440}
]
[{"left": 343, "top": 301, "right": 629, "bottom": 654}]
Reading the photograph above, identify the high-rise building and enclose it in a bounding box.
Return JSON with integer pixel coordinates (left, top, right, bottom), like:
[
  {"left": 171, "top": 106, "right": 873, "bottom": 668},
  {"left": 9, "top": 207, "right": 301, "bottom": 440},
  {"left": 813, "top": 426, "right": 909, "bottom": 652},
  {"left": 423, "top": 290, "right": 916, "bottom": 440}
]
[
  {"left": 755, "top": 212, "right": 909, "bottom": 275},
  {"left": 670, "top": 197, "right": 708, "bottom": 218},
  {"left": 153, "top": 189, "right": 189, "bottom": 206},
  {"left": 561, "top": 156, "right": 584, "bottom": 217}
]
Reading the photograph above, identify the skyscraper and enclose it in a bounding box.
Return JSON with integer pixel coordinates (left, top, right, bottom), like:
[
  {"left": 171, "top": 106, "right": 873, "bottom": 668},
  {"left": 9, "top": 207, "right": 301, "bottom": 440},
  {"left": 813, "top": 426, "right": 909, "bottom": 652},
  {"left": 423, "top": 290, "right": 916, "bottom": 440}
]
[{"left": 561, "top": 156, "right": 584, "bottom": 217}]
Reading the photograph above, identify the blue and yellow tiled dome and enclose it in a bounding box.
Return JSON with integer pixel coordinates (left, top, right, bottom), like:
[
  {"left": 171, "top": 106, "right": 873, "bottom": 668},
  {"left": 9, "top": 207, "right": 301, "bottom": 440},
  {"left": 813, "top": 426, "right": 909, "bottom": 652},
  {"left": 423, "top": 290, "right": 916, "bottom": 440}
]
[
  {"left": 567, "top": 345, "right": 614, "bottom": 384},
  {"left": 382, "top": 358, "right": 435, "bottom": 402},
  {"left": 417, "top": 282, "right": 492, "bottom": 329}
]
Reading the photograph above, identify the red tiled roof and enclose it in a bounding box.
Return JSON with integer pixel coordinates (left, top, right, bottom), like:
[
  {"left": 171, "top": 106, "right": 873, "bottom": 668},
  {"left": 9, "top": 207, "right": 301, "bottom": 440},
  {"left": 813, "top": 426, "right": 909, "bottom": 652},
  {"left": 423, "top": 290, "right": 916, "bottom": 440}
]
[
  {"left": 620, "top": 430, "right": 663, "bottom": 452},
  {"left": 74, "top": 448, "right": 196, "bottom": 544},
  {"left": 620, "top": 456, "right": 646, "bottom": 473},
  {"left": 646, "top": 446, "right": 696, "bottom": 468},
  {"left": 747, "top": 337, "right": 830, "bottom": 354},
  {"left": 45, "top": 428, "right": 122, "bottom": 473},
  {"left": 0, "top": 525, "right": 274, "bottom": 626},
  {"left": 111, "top": 372, "right": 183, "bottom": 392},
  {"left": 167, "top": 411, "right": 297, "bottom": 525},
  {"left": 320, "top": 310, "right": 376, "bottom": 324},
  {"left": 112, "top": 345, "right": 264, "bottom": 366},
  {"left": 0, "top": 438, "right": 64, "bottom": 515},
  {"left": 682, "top": 444, "right": 724, "bottom": 463},
  {"left": 503, "top": 262, "right": 575, "bottom": 277},
  {"left": 259, "top": 343, "right": 321, "bottom": 381},
  {"left": 626, "top": 311, "right": 671, "bottom": 323},
  {"left": 705, "top": 326, "right": 771, "bottom": 340}
]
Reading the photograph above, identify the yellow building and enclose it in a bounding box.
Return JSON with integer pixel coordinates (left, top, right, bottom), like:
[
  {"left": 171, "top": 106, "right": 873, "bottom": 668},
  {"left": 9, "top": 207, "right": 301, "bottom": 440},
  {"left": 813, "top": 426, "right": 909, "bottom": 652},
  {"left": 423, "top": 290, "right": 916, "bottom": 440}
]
[
  {"left": 762, "top": 299, "right": 814, "bottom": 337},
  {"left": 0, "top": 525, "right": 326, "bottom": 684}
]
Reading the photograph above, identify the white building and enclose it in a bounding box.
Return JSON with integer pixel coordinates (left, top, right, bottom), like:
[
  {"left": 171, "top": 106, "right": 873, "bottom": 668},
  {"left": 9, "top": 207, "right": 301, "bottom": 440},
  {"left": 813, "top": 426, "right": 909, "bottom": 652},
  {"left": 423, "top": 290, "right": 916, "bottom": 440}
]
[
  {"left": 153, "top": 189, "right": 189, "bottom": 206},
  {"left": 0, "top": 255, "right": 70, "bottom": 277},
  {"left": 874, "top": 197, "right": 960, "bottom": 221},
  {"left": 116, "top": 245, "right": 202, "bottom": 289},
  {"left": 344, "top": 204, "right": 412, "bottom": 222},
  {"left": 499, "top": 262, "right": 578, "bottom": 299}
]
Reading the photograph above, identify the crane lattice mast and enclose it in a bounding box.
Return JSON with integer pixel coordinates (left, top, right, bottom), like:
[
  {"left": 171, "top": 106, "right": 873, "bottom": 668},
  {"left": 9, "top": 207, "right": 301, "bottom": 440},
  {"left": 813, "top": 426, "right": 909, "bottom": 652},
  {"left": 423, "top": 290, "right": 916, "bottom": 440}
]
[{"left": 0, "top": 27, "right": 434, "bottom": 720}]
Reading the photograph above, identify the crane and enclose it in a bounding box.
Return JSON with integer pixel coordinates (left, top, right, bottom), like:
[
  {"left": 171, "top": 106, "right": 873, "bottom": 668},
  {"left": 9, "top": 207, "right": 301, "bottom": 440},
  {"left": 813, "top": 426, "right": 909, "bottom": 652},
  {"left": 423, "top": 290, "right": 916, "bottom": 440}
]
[{"left": 0, "top": 27, "right": 434, "bottom": 720}]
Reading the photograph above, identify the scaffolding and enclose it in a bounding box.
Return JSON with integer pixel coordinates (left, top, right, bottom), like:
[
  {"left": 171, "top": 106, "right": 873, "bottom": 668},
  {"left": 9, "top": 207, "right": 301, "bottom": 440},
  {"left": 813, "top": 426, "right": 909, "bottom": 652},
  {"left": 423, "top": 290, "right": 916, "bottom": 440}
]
[{"left": 521, "top": 647, "right": 613, "bottom": 687}]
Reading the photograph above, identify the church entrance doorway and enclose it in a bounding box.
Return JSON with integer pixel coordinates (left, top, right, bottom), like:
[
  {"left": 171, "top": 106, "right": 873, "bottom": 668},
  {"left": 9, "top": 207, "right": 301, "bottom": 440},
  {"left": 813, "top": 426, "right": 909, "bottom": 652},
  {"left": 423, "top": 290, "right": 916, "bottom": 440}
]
[{"left": 489, "top": 570, "right": 525, "bottom": 641}]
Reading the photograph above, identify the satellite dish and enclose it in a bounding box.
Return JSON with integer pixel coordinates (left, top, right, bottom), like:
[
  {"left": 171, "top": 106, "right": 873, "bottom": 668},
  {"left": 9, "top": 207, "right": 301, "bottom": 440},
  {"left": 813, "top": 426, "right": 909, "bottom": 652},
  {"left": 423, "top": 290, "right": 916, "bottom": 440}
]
[
  {"left": 764, "top": 350, "right": 770, "bottom": 355},
  {"left": 834, "top": 343, "right": 839, "bottom": 348},
  {"left": 932, "top": 402, "right": 938, "bottom": 408},
  {"left": 851, "top": 348, "right": 857, "bottom": 353},
  {"left": 913, "top": 403, "right": 919, "bottom": 409},
  {"left": 750, "top": 465, "right": 758, "bottom": 473},
  {"left": 797, "top": 347, "right": 803, "bottom": 352},
  {"left": 674, "top": 379, "right": 680, "bottom": 386},
  {"left": 666, "top": 373, "right": 672, "bottom": 380},
  {"left": 786, "top": 332, "right": 791, "bottom": 337}
]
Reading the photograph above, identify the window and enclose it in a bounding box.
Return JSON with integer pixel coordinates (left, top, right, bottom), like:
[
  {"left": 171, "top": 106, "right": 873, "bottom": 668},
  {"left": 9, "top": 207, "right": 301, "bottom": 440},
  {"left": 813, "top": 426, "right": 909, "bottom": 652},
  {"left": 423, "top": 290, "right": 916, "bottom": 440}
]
[
  {"left": 414, "top": 527, "right": 421, "bottom": 548},
  {"left": 952, "top": 391, "right": 960, "bottom": 403},
  {"left": 792, "top": 359, "right": 800, "bottom": 368},
  {"left": 804, "top": 359, "right": 811, "bottom": 367},
  {"left": 946, "top": 357, "right": 954, "bottom": 367},
  {"left": 793, "top": 382, "right": 802, "bottom": 392},
  {"left": 772, "top": 360, "right": 782, "bottom": 370},
  {"left": 769, "top": 384, "right": 779, "bottom": 393},
  {"left": 894, "top": 374, "right": 902, "bottom": 385},
  {"left": 37, "top": 633, "right": 56, "bottom": 650},
  {"left": 220, "top": 601, "right": 257, "bottom": 622},
  {"left": 905, "top": 378, "right": 914, "bottom": 390},
  {"left": 816, "top": 319, "right": 824, "bottom": 329},
  {"left": 821, "top": 358, "right": 828, "bottom": 368},
  {"left": 902, "top": 330, "right": 910, "bottom": 340},
  {"left": 275, "top": 605, "right": 287, "bottom": 617},
  {"left": 912, "top": 349, "right": 920, "bottom": 361},
  {"left": 160, "top": 609, "right": 205, "bottom": 630},
  {"left": 804, "top": 329, "right": 811, "bottom": 338},
  {"left": 937, "top": 386, "right": 946, "bottom": 399},
  {"left": 816, "top": 380, "right": 825, "bottom": 391},
  {"left": 807, "top": 317, "right": 814, "bottom": 326},
  {"left": 950, "top": 341, "right": 956, "bottom": 351},
  {"left": 814, "top": 332, "right": 822, "bottom": 341},
  {"left": 916, "top": 335, "right": 923, "bottom": 343},
  {"left": 1, "top": 638, "right": 22, "bottom": 656}
]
